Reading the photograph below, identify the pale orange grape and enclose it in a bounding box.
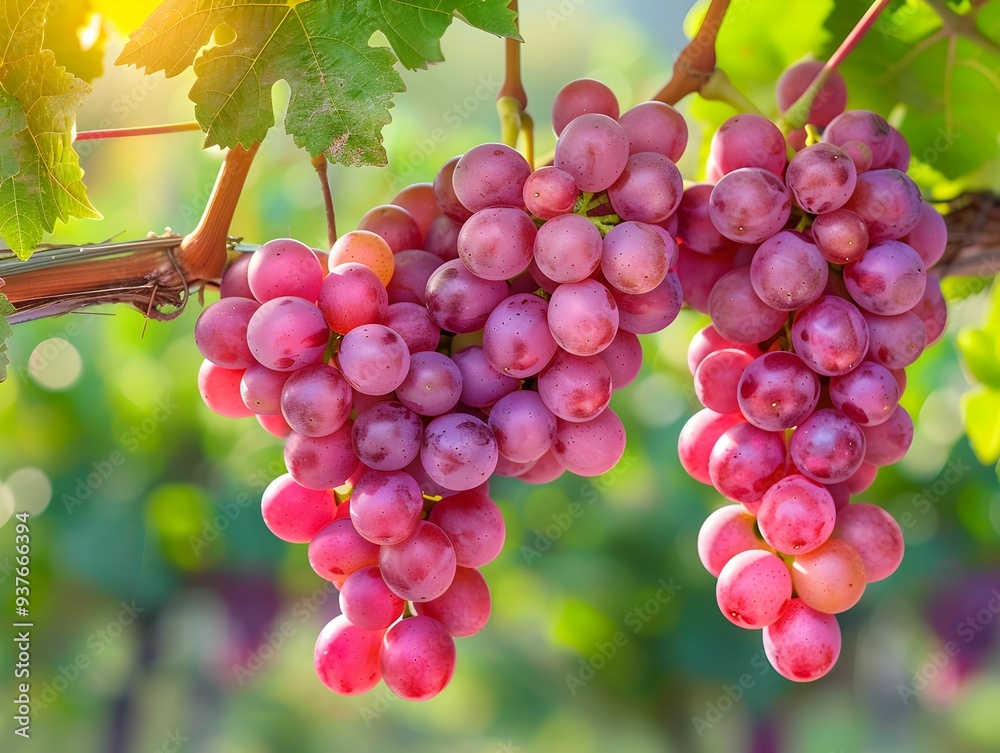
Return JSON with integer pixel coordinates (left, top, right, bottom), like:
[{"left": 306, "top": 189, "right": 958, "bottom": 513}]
[
  {"left": 791, "top": 538, "right": 866, "bottom": 614},
  {"left": 330, "top": 230, "right": 395, "bottom": 286}
]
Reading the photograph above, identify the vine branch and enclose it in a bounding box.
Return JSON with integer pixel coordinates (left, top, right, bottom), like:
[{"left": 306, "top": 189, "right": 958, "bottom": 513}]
[
  {"left": 312, "top": 155, "right": 337, "bottom": 249},
  {"left": 652, "top": 0, "right": 730, "bottom": 106},
  {"left": 75, "top": 122, "right": 203, "bottom": 141}
]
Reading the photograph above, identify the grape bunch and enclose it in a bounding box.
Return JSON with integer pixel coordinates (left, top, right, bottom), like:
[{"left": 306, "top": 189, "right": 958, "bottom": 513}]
[
  {"left": 193, "top": 78, "right": 686, "bottom": 700},
  {"left": 678, "top": 62, "right": 948, "bottom": 681}
]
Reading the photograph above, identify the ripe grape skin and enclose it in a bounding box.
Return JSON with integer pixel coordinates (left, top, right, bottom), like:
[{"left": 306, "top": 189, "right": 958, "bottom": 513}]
[
  {"left": 518, "top": 447, "right": 566, "bottom": 484},
  {"left": 697, "top": 504, "right": 771, "bottom": 577},
  {"left": 708, "top": 422, "right": 788, "bottom": 506},
  {"left": 618, "top": 100, "right": 688, "bottom": 162},
  {"left": 488, "top": 390, "right": 557, "bottom": 463},
  {"left": 452, "top": 345, "right": 520, "bottom": 408},
  {"left": 386, "top": 250, "right": 441, "bottom": 306},
  {"left": 258, "top": 412, "right": 292, "bottom": 438},
  {"left": 383, "top": 301, "right": 440, "bottom": 354},
  {"left": 811, "top": 208, "right": 869, "bottom": 264},
  {"left": 241, "top": 364, "right": 291, "bottom": 415},
  {"left": 308, "top": 517, "right": 380, "bottom": 588},
  {"left": 427, "top": 490, "right": 506, "bottom": 567},
  {"left": 314, "top": 614, "right": 385, "bottom": 695},
  {"left": 749, "top": 231, "right": 828, "bottom": 311},
  {"left": 676, "top": 246, "right": 743, "bottom": 314},
  {"left": 329, "top": 230, "right": 395, "bottom": 287},
  {"left": 833, "top": 503, "right": 905, "bottom": 582},
  {"left": 694, "top": 348, "right": 755, "bottom": 415},
  {"left": 357, "top": 204, "right": 422, "bottom": 254},
  {"left": 607, "top": 152, "right": 684, "bottom": 224},
  {"left": 843, "top": 240, "right": 926, "bottom": 315},
  {"left": 551, "top": 78, "right": 620, "bottom": 135},
  {"left": 246, "top": 296, "right": 330, "bottom": 372},
  {"left": 458, "top": 206, "right": 537, "bottom": 281},
  {"left": 902, "top": 201, "right": 948, "bottom": 267},
  {"left": 391, "top": 182, "right": 440, "bottom": 239},
  {"left": 840, "top": 139, "right": 873, "bottom": 173},
  {"left": 285, "top": 423, "right": 360, "bottom": 491},
  {"left": 318, "top": 262, "right": 388, "bottom": 335},
  {"left": 350, "top": 470, "right": 424, "bottom": 545},
  {"left": 861, "top": 405, "right": 913, "bottom": 466},
  {"left": 380, "top": 616, "right": 456, "bottom": 701},
  {"left": 911, "top": 274, "right": 947, "bottom": 346},
  {"left": 823, "top": 110, "right": 894, "bottom": 166},
  {"left": 420, "top": 414, "right": 499, "bottom": 492},
  {"left": 737, "top": 351, "right": 820, "bottom": 432},
  {"left": 279, "top": 363, "right": 354, "bottom": 437},
  {"left": 776, "top": 61, "right": 847, "bottom": 127},
  {"left": 601, "top": 221, "right": 669, "bottom": 295},
  {"left": 260, "top": 473, "right": 336, "bottom": 543},
  {"left": 414, "top": 566, "right": 491, "bottom": 637},
  {"left": 790, "top": 538, "right": 867, "bottom": 614},
  {"left": 710, "top": 114, "right": 787, "bottom": 177},
  {"left": 339, "top": 566, "right": 405, "bottom": 631},
  {"left": 425, "top": 259, "right": 510, "bottom": 334},
  {"left": 709, "top": 167, "right": 792, "bottom": 244},
  {"left": 716, "top": 549, "right": 792, "bottom": 629},
  {"left": 842, "top": 169, "right": 923, "bottom": 243},
  {"left": 395, "top": 351, "right": 463, "bottom": 416},
  {"left": 195, "top": 297, "right": 260, "bottom": 368},
  {"left": 379, "top": 520, "right": 458, "bottom": 603},
  {"left": 762, "top": 598, "right": 842, "bottom": 682},
  {"left": 198, "top": 361, "right": 253, "bottom": 418},
  {"left": 351, "top": 400, "right": 423, "bottom": 471},
  {"left": 452, "top": 143, "right": 531, "bottom": 213},
  {"left": 678, "top": 410, "right": 746, "bottom": 486},
  {"left": 757, "top": 475, "right": 837, "bottom": 555},
  {"left": 687, "top": 324, "right": 762, "bottom": 375},
  {"left": 611, "top": 271, "right": 684, "bottom": 334},
  {"left": 554, "top": 113, "right": 630, "bottom": 192},
  {"left": 433, "top": 156, "right": 473, "bottom": 223},
  {"left": 220, "top": 253, "right": 253, "bottom": 299},
  {"left": 863, "top": 311, "right": 927, "bottom": 370},
  {"left": 789, "top": 408, "right": 866, "bottom": 485},
  {"left": 551, "top": 408, "right": 626, "bottom": 477},
  {"left": 482, "top": 293, "right": 558, "bottom": 378},
  {"left": 791, "top": 295, "right": 870, "bottom": 376},
  {"left": 828, "top": 361, "right": 900, "bottom": 427},
  {"left": 536, "top": 349, "right": 613, "bottom": 423},
  {"left": 248, "top": 238, "right": 324, "bottom": 303},
  {"left": 338, "top": 324, "right": 410, "bottom": 396},
  {"left": 675, "top": 184, "right": 740, "bottom": 256},
  {"left": 523, "top": 166, "right": 578, "bottom": 219},
  {"left": 785, "top": 143, "right": 857, "bottom": 214},
  {"left": 424, "top": 215, "right": 461, "bottom": 261},
  {"left": 597, "top": 329, "right": 643, "bottom": 389},
  {"left": 709, "top": 267, "right": 789, "bottom": 344},
  {"left": 547, "top": 279, "right": 619, "bottom": 356}
]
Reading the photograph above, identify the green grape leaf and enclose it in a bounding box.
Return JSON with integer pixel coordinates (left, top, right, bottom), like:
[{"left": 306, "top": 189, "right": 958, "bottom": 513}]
[
  {"left": 43, "top": 0, "right": 108, "bottom": 83},
  {"left": 0, "top": 0, "right": 101, "bottom": 260},
  {"left": 0, "top": 292, "right": 13, "bottom": 382},
  {"left": 957, "top": 327, "right": 1000, "bottom": 389},
  {"left": 961, "top": 387, "right": 1000, "bottom": 468},
  {"left": 116, "top": 0, "right": 519, "bottom": 166}
]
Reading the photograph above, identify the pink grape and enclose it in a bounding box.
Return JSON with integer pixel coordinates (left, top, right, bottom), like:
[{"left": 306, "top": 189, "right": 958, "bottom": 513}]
[
  {"left": 716, "top": 549, "right": 792, "bottom": 629},
  {"left": 198, "top": 361, "right": 253, "bottom": 418},
  {"left": 457, "top": 206, "right": 536, "bottom": 280},
  {"left": 864, "top": 310, "right": 927, "bottom": 370},
  {"left": 737, "top": 351, "right": 820, "bottom": 432},
  {"left": 842, "top": 169, "right": 923, "bottom": 243},
  {"left": 453, "top": 143, "right": 531, "bottom": 213},
  {"left": 248, "top": 238, "right": 323, "bottom": 303},
  {"left": 452, "top": 345, "right": 520, "bottom": 408},
  {"left": 601, "top": 221, "right": 669, "bottom": 295},
  {"left": 523, "top": 166, "right": 579, "bottom": 219},
  {"left": 488, "top": 390, "right": 557, "bottom": 463},
  {"left": 241, "top": 364, "right": 291, "bottom": 414},
  {"left": 861, "top": 405, "right": 913, "bottom": 466},
  {"left": 790, "top": 538, "right": 867, "bottom": 614},
  {"left": 607, "top": 152, "right": 684, "bottom": 224},
  {"left": 337, "top": 324, "right": 410, "bottom": 396},
  {"left": 351, "top": 400, "right": 423, "bottom": 471},
  {"left": 379, "top": 520, "right": 457, "bottom": 602},
  {"left": 709, "top": 267, "right": 789, "bottom": 344},
  {"left": 220, "top": 254, "right": 252, "bottom": 299},
  {"left": 791, "top": 296, "right": 870, "bottom": 376},
  {"left": 618, "top": 100, "right": 688, "bottom": 162},
  {"left": 709, "top": 167, "right": 792, "bottom": 244},
  {"left": 319, "top": 262, "right": 389, "bottom": 334},
  {"left": 708, "top": 422, "right": 788, "bottom": 505},
  {"left": 260, "top": 473, "right": 336, "bottom": 543},
  {"left": 694, "top": 348, "right": 754, "bottom": 415},
  {"left": 380, "top": 616, "right": 456, "bottom": 701},
  {"left": 611, "top": 271, "right": 683, "bottom": 334},
  {"left": 785, "top": 143, "right": 856, "bottom": 213},
  {"left": 551, "top": 408, "right": 626, "bottom": 477},
  {"left": 710, "top": 114, "right": 787, "bottom": 176},
  {"left": 828, "top": 361, "right": 900, "bottom": 426},
  {"left": 358, "top": 204, "right": 422, "bottom": 254},
  {"left": 424, "top": 215, "right": 461, "bottom": 260},
  {"left": 776, "top": 61, "right": 847, "bottom": 127},
  {"left": 425, "top": 259, "right": 509, "bottom": 334},
  {"left": 387, "top": 250, "right": 441, "bottom": 305},
  {"left": 533, "top": 212, "right": 603, "bottom": 283},
  {"left": 482, "top": 293, "right": 559, "bottom": 378},
  {"left": 414, "top": 566, "right": 491, "bottom": 637},
  {"left": 195, "top": 297, "right": 259, "bottom": 368},
  {"left": 912, "top": 274, "right": 947, "bottom": 346},
  {"left": 285, "top": 423, "right": 359, "bottom": 491},
  {"left": 339, "top": 566, "right": 405, "bottom": 631},
  {"left": 698, "top": 504, "right": 771, "bottom": 578},
  {"left": 554, "top": 113, "right": 630, "bottom": 192},
  {"left": 433, "top": 156, "right": 473, "bottom": 223},
  {"left": 845, "top": 462, "right": 879, "bottom": 494},
  {"left": 246, "top": 296, "right": 329, "bottom": 372},
  {"left": 350, "top": 470, "right": 424, "bottom": 545},
  {"left": 308, "top": 517, "right": 380, "bottom": 588},
  {"left": 687, "top": 323, "right": 761, "bottom": 375},
  {"left": 420, "top": 414, "right": 499, "bottom": 492},
  {"left": 833, "top": 503, "right": 905, "bottom": 582},
  {"left": 789, "top": 408, "right": 866, "bottom": 484},
  {"left": 279, "top": 363, "right": 353, "bottom": 437},
  {"left": 811, "top": 208, "right": 869, "bottom": 264},
  {"left": 675, "top": 184, "right": 740, "bottom": 256},
  {"left": 749, "top": 231, "right": 828, "bottom": 311},
  {"left": 844, "top": 240, "right": 926, "bottom": 315},
  {"left": 391, "top": 182, "right": 440, "bottom": 239},
  {"left": 763, "top": 599, "right": 842, "bottom": 681},
  {"left": 757, "top": 474, "right": 836, "bottom": 555},
  {"left": 597, "top": 329, "right": 643, "bottom": 389},
  {"left": 314, "top": 615, "right": 384, "bottom": 695},
  {"left": 551, "top": 78, "right": 619, "bottom": 135},
  {"left": 678, "top": 410, "right": 745, "bottom": 486},
  {"left": 547, "top": 279, "right": 619, "bottom": 356},
  {"left": 536, "top": 349, "right": 612, "bottom": 423},
  {"left": 395, "top": 351, "right": 462, "bottom": 416},
  {"left": 383, "top": 301, "right": 440, "bottom": 353},
  {"left": 902, "top": 201, "right": 948, "bottom": 267},
  {"left": 823, "top": 110, "right": 894, "bottom": 166},
  {"left": 428, "top": 489, "right": 506, "bottom": 567}
]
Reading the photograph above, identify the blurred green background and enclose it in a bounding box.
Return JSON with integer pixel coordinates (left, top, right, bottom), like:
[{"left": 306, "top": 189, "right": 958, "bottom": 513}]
[{"left": 2, "top": 1, "right": 1000, "bottom": 752}]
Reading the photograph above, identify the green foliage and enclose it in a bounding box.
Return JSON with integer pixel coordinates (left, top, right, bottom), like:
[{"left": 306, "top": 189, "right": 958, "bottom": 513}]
[
  {"left": 0, "top": 292, "right": 12, "bottom": 381},
  {"left": 0, "top": 0, "right": 101, "bottom": 259},
  {"left": 43, "top": 0, "right": 108, "bottom": 83},
  {"left": 958, "top": 281, "right": 1000, "bottom": 476},
  {"left": 115, "top": 0, "right": 519, "bottom": 166}
]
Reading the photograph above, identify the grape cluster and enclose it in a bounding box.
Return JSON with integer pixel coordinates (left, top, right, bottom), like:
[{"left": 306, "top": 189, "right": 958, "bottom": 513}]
[
  {"left": 193, "top": 78, "right": 686, "bottom": 700},
  {"left": 679, "top": 63, "right": 948, "bottom": 681}
]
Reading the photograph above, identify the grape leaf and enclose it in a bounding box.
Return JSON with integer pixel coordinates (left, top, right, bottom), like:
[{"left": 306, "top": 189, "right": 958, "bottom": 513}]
[
  {"left": 116, "top": 0, "right": 520, "bottom": 167},
  {"left": 0, "top": 292, "right": 13, "bottom": 382},
  {"left": 0, "top": 0, "right": 101, "bottom": 260}
]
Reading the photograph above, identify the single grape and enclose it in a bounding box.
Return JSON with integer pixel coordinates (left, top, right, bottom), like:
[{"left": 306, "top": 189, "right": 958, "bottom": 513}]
[
  {"left": 697, "top": 504, "right": 771, "bottom": 577},
  {"left": 379, "top": 520, "right": 457, "bottom": 602},
  {"left": 536, "top": 349, "right": 612, "bottom": 423},
  {"left": 488, "top": 390, "right": 557, "bottom": 463},
  {"left": 279, "top": 363, "right": 353, "bottom": 437},
  {"left": 675, "top": 184, "right": 740, "bottom": 256},
  {"left": 518, "top": 447, "right": 566, "bottom": 484},
  {"left": 678, "top": 410, "right": 745, "bottom": 486},
  {"left": 523, "top": 166, "right": 579, "bottom": 219},
  {"left": 611, "top": 271, "right": 684, "bottom": 334},
  {"left": 241, "top": 364, "right": 291, "bottom": 415},
  {"left": 246, "top": 296, "right": 329, "bottom": 372},
  {"left": 452, "top": 345, "right": 520, "bottom": 408},
  {"left": 285, "top": 423, "right": 359, "bottom": 491},
  {"left": 716, "top": 550, "right": 792, "bottom": 629},
  {"left": 380, "top": 616, "right": 456, "bottom": 701},
  {"left": 351, "top": 400, "right": 423, "bottom": 471},
  {"left": 425, "top": 259, "right": 510, "bottom": 334},
  {"left": 607, "top": 152, "right": 684, "bottom": 224},
  {"left": 391, "top": 182, "right": 440, "bottom": 239},
  {"left": 554, "top": 113, "right": 630, "bottom": 192},
  {"left": 198, "top": 360, "right": 253, "bottom": 418},
  {"left": 842, "top": 169, "right": 923, "bottom": 243},
  {"left": 433, "top": 156, "right": 473, "bottom": 223},
  {"left": 863, "top": 311, "right": 927, "bottom": 370},
  {"left": 601, "top": 221, "right": 669, "bottom": 295},
  {"left": 547, "top": 279, "right": 619, "bottom": 356},
  {"left": 420, "top": 414, "right": 499, "bottom": 492},
  {"left": 675, "top": 245, "right": 741, "bottom": 314},
  {"left": 789, "top": 408, "right": 866, "bottom": 485},
  {"left": 386, "top": 250, "right": 441, "bottom": 306},
  {"left": 790, "top": 538, "right": 866, "bottom": 613},
  {"left": 709, "top": 167, "right": 792, "bottom": 244},
  {"left": 551, "top": 408, "right": 627, "bottom": 476},
  {"left": 902, "top": 201, "right": 948, "bottom": 267},
  {"left": 710, "top": 114, "right": 787, "bottom": 177},
  {"left": 687, "top": 324, "right": 761, "bottom": 375},
  {"left": 861, "top": 405, "right": 913, "bottom": 466},
  {"left": 757, "top": 474, "right": 837, "bottom": 555},
  {"left": 785, "top": 143, "right": 856, "bottom": 214},
  {"left": 911, "top": 274, "right": 947, "bottom": 346},
  {"left": 308, "top": 517, "right": 380, "bottom": 588},
  {"left": 458, "top": 206, "right": 536, "bottom": 280},
  {"left": 248, "top": 238, "right": 323, "bottom": 303},
  {"left": 708, "top": 268, "right": 789, "bottom": 344},
  {"left": 195, "top": 297, "right": 259, "bottom": 368},
  {"left": 737, "top": 351, "right": 821, "bottom": 432},
  {"left": 823, "top": 110, "right": 894, "bottom": 166},
  {"left": 358, "top": 204, "right": 422, "bottom": 254},
  {"left": 694, "top": 348, "right": 755, "bottom": 415},
  {"left": 428, "top": 490, "right": 506, "bottom": 567},
  {"left": 318, "top": 262, "right": 389, "bottom": 335},
  {"left": 790, "top": 296, "right": 870, "bottom": 376},
  {"left": 383, "top": 301, "right": 440, "bottom": 354},
  {"left": 482, "top": 293, "right": 559, "bottom": 378},
  {"left": 551, "top": 78, "right": 620, "bottom": 135},
  {"left": 833, "top": 503, "right": 905, "bottom": 582},
  {"left": 260, "top": 473, "right": 336, "bottom": 543},
  {"left": 596, "top": 329, "right": 643, "bottom": 389},
  {"left": 329, "top": 230, "right": 395, "bottom": 286},
  {"left": 257, "top": 412, "right": 292, "bottom": 438},
  {"left": 845, "top": 461, "right": 879, "bottom": 494},
  {"left": 314, "top": 615, "right": 384, "bottom": 695},
  {"left": 828, "top": 361, "right": 900, "bottom": 426},
  {"left": 708, "top": 422, "right": 788, "bottom": 506},
  {"left": 843, "top": 240, "right": 926, "bottom": 315},
  {"left": 423, "top": 215, "right": 461, "bottom": 260},
  {"left": 453, "top": 143, "right": 531, "bottom": 213},
  {"left": 350, "top": 469, "right": 424, "bottom": 545},
  {"left": 414, "top": 566, "right": 491, "bottom": 637},
  {"left": 749, "top": 231, "right": 828, "bottom": 311},
  {"left": 618, "top": 100, "right": 688, "bottom": 162},
  {"left": 776, "top": 61, "right": 847, "bottom": 127},
  {"left": 339, "top": 566, "right": 405, "bottom": 631},
  {"left": 839, "top": 139, "right": 873, "bottom": 173},
  {"left": 811, "top": 208, "right": 869, "bottom": 264},
  {"left": 762, "top": 598, "right": 842, "bottom": 682},
  {"left": 220, "top": 253, "right": 253, "bottom": 299}
]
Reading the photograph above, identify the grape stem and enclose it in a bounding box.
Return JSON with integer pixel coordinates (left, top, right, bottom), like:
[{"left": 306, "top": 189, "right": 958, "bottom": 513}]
[
  {"left": 779, "top": 0, "right": 893, "bottom": 130},
  {"left": 312, "top": 155, "right": 337, "bottom": 249},
  {"left": 497, "top": 1, "right": 534, "bottom": 165},
  {"left": 74, "top": 121, "right": 202, "bottom": 141},
  {"left": 652, "top": 0, "right": 730, "bottom": 106},
  {"left": 699, "top": 68, "right": 764, "bottom": 115}
]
